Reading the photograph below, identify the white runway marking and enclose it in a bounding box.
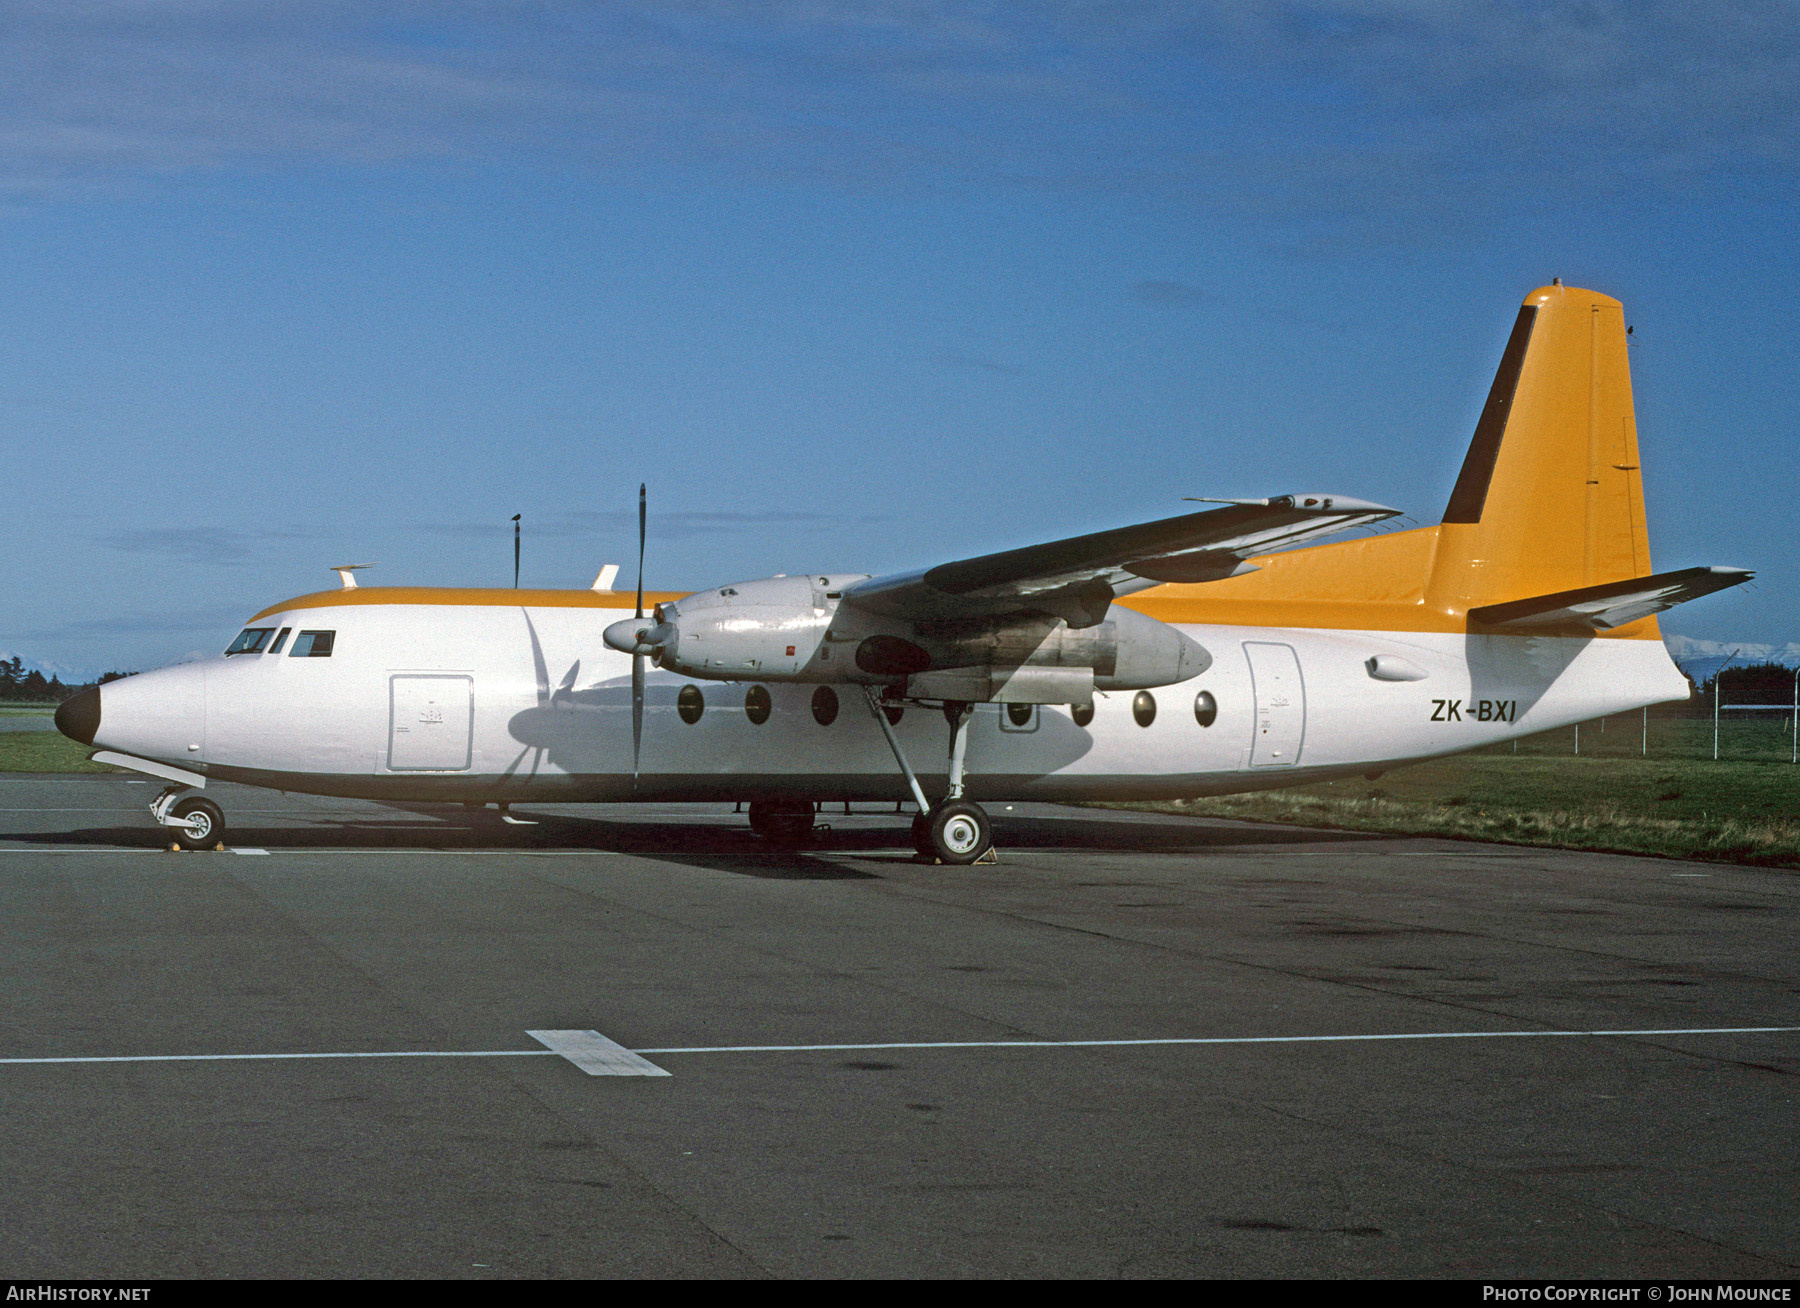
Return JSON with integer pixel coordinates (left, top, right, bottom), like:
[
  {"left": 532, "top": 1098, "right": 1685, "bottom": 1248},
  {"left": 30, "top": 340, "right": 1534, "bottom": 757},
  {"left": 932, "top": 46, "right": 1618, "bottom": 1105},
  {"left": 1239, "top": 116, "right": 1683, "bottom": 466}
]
[
  {"left": 633, "top": 1025, "right": 1800, "bottom": 1054},
  {"left": 0, "top": 1024, "right": 1791, "bottom": 1072},
  {"left": 231, "top": 848, "right": 271, "bottom": 855},
  {"left": 528, "top": 1029, "right": 670, "bottom": 1077}
]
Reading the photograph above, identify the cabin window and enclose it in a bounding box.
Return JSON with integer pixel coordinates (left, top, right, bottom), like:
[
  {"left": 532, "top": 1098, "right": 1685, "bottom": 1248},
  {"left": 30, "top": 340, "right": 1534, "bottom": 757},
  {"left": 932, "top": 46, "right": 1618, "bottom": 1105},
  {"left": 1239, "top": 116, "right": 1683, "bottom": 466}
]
[
  {"left": 225, "top": 628, "right": 274, "bottom": 655},
  {"left": 677, "top": 685, "right": 705, "bottom": 724},
  {"left": 811, "top": 686, "right": 839, "bottom": 726},
  {"left": 745, "top": 684, "right": 772, "bottom": 725},
  {"left": 1132, "top": 691, "right": 1157, "bottom": 727},
  {"left": 268, "top": 627, "right": 292, "bottom": 655},
  {"left": 289, "top": 630, "right": 336, "bottom": 658},
  {"left": 1194, "top": 690, "right": 1217, "bottom": 727},
  {"left": 1071, "top": 702, "right": 1095, "bottom": 728}
]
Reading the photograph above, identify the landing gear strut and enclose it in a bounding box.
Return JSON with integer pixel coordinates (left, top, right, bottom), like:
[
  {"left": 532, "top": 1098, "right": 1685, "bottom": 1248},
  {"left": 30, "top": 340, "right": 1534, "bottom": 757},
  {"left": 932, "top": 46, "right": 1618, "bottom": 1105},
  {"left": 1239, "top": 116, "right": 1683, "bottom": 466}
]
[{"left": 865, "top": 689, "right": 994, "bottom": 866}]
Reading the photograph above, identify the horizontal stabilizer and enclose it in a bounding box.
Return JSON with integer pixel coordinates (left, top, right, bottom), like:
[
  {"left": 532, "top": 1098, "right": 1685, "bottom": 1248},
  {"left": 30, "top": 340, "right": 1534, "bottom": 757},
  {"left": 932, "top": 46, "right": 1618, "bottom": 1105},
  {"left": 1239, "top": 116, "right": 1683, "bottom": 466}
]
[{"left": 1467, "top": 566, "right": 1753, "bottom": 631}]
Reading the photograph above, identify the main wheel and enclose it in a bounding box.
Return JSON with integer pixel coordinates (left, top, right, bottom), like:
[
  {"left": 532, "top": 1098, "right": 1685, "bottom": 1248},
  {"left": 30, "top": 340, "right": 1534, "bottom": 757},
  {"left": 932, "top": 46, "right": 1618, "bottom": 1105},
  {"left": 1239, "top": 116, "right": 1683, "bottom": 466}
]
[
  {"left": 169, "top": 797, "right": 225, "bottom": 851},
  {"left": 925, "top": 800, "right": 990, "bottom": 865},
  {"left": 748, "top": 800, "right": 814, "bottom": 842}
]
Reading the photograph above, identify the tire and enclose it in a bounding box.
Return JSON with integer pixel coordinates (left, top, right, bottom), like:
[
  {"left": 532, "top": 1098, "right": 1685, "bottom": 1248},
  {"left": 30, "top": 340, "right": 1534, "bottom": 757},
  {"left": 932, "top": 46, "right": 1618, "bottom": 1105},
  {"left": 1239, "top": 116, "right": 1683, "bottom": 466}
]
[
  {"left": 169, "top": 797, "right": 225, "bottom": 851},
  {"left": 749, "top": 800, "right": 813, "bottom": 842},
  {"left": 925, "top": 800, "right": 990, "bottom": 865}
]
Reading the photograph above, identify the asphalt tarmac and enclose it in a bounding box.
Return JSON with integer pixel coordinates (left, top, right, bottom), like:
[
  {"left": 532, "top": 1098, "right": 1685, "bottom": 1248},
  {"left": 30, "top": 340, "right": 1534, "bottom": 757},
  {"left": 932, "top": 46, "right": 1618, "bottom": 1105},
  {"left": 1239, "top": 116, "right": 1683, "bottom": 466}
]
[{"left": 0, "top": 775, "right": 1795, "bottom": 1280}]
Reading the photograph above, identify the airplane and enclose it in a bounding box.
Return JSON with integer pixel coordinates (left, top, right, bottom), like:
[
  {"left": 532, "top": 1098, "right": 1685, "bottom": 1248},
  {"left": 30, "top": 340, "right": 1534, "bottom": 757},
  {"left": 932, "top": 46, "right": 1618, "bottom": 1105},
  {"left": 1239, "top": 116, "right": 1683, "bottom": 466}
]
[{"left": 56, "top": 281, "right": 1751, "bottom": 863}]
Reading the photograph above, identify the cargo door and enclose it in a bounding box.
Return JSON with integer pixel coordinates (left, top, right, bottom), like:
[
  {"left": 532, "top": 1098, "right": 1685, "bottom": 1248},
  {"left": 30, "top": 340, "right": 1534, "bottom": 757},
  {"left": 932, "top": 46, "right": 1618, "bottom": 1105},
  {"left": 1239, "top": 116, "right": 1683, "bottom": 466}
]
[
  {"left": 389, "top": 675, "right": 473, "bottom": 771},
  {"left": 1244, "top": 642, "right": 1305, "bottom": 767}
]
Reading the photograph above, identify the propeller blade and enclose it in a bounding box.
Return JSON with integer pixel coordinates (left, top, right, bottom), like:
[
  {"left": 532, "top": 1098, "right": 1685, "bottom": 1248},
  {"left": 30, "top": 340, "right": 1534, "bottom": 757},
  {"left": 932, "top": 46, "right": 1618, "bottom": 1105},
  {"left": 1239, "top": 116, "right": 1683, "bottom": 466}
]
[{"left": 632, "top": 483, "right": 647, "bottom": 784}]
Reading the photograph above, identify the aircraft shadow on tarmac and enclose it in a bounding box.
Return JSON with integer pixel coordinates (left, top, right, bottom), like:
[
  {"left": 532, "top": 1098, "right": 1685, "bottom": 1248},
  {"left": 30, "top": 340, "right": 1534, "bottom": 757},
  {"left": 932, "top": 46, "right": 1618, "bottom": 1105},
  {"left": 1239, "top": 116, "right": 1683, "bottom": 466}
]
[{"left": 3, "top": 804, "right": 1371, "bottom": 880}]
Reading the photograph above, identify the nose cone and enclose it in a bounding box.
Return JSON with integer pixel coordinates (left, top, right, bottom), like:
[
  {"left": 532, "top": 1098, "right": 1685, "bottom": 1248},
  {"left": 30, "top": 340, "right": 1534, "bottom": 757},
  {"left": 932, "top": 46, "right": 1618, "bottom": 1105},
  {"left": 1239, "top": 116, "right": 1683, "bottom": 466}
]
[{"left": 55, "top": 685, "right": 101, "bottom": 746}]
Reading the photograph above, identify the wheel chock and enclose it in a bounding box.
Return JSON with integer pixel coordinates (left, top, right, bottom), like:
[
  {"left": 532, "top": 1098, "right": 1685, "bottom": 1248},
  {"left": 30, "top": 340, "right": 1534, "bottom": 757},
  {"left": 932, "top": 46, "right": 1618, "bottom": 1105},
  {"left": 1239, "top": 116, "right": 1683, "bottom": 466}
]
[{"left": 974, "top": 847, "right": 1000, "bottom": 865}]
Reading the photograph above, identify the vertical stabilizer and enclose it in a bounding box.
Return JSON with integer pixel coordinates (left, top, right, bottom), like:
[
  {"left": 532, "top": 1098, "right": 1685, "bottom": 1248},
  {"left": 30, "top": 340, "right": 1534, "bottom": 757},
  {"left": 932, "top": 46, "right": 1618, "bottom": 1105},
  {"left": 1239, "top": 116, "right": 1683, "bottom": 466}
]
[{"left": 1427, "top": 283, "right": 1652, "bottom": 617}]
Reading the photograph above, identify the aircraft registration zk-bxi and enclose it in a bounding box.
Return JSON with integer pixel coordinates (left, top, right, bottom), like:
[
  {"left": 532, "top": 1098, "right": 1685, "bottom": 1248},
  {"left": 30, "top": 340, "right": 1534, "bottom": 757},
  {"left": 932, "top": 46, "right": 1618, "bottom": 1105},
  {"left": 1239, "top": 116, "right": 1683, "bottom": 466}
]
[{"left": 58, "top": 283, "right": 1750, "bottom": 862}]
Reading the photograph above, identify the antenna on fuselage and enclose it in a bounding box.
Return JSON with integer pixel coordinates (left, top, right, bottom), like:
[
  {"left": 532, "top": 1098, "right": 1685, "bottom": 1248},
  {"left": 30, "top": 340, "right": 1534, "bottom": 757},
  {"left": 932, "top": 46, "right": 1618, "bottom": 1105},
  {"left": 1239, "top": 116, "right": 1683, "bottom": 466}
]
[
  {"left": 512, "top": 514, "right": 522, "bottom": 588},
  {"left": 332, "top": 564, "right": 375, "bottom": 590}
]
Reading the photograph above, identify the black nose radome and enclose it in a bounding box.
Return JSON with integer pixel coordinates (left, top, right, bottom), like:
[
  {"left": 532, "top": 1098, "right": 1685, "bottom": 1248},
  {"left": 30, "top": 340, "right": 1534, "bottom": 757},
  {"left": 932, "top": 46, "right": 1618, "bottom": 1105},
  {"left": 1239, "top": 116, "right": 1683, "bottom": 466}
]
[{"left": 55, "top": 686, "right": 101, "bottom": 746}]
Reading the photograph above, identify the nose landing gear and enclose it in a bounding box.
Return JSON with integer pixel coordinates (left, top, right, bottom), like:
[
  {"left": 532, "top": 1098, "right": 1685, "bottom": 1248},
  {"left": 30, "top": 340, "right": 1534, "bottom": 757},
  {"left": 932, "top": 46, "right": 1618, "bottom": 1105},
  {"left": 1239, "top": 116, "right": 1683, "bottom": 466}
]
[{"left": 151, "top": 786, "right": 226, "bottom": 850}]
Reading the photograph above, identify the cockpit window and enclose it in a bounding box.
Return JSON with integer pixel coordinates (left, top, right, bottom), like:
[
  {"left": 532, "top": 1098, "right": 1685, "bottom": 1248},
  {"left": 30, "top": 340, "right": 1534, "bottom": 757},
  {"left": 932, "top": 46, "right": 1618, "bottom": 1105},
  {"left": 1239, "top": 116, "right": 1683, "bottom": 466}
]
[
  {"left": 225, "top": 628, "right": 274, "bottom": 655},
  {"left": 268, "top": 627, "right": 291, "bottom": 655},
  {"left": 289, "top": 630, "right": 335, "bottom": 657}
]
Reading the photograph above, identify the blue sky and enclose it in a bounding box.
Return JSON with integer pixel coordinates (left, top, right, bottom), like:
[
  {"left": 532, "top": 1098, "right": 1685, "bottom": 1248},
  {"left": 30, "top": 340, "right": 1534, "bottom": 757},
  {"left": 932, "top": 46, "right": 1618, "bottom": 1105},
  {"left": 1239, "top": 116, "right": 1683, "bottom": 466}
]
[{"left": 2, "top": 1, "right": 1796, "bottom": 676}]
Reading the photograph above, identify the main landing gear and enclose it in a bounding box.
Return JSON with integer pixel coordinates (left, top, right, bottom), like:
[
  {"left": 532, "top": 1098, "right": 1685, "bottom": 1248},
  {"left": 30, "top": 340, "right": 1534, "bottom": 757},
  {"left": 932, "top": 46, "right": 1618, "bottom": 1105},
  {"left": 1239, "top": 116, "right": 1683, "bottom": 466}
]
[
  {"left": 866, "top": 690, "right": 995, "bottom": 866},
  {"left": 151, "top": 786, "right": 226, "bottom": 851},
  {"left": 747, "top": 799, "right": 817, "bottom": 842}
]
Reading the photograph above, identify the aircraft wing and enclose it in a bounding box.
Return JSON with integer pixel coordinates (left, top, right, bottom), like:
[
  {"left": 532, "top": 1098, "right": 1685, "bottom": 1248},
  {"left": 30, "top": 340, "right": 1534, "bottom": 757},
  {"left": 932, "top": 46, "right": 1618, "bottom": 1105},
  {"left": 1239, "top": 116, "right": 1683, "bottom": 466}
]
[
  {"left": 842, "top": 494, "right": 1400, "bottom": 627},
  {"left": 1467, "top": 565, "right": 1754, "bottom": 631}
]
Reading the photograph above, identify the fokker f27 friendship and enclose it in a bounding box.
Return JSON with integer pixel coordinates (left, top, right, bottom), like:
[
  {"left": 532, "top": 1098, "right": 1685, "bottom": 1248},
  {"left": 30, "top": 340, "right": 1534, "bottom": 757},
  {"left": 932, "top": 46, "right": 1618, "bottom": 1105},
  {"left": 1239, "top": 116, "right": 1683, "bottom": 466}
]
[{"left": 58, "top": 283, "right": 1750, "bottom": 862}]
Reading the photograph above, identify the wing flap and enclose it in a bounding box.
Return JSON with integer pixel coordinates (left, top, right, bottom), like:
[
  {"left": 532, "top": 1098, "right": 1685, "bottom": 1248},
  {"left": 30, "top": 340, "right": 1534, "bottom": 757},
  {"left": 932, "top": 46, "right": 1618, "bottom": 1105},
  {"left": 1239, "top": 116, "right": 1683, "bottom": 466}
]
[{"left": 1467, "top": 566, "right": 1753, "bottom": 630}]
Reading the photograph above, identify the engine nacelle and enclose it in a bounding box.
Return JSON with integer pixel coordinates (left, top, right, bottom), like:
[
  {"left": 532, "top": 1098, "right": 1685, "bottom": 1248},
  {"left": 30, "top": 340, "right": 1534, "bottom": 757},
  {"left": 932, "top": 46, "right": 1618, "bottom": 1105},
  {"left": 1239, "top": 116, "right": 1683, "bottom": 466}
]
[
  {"left": 604, "top": 575, "right": 1210, "bottom": 705},
  {"left": 604, "top": 574, "right": 867, "bottom": 680}
]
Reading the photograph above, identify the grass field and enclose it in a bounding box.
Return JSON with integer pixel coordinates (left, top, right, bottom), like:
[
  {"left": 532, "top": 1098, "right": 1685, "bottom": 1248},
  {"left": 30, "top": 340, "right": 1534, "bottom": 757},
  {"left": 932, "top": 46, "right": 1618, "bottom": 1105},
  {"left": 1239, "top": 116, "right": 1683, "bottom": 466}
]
[
  {"left": 0, "top": 732, "right": 125, "bottom": 773},
  {"left": 4, "top": 716, "right": 1797, "bottom": 867},
  {"left": 1105, "top": 717, "right": 1800, "bottom": 870}
]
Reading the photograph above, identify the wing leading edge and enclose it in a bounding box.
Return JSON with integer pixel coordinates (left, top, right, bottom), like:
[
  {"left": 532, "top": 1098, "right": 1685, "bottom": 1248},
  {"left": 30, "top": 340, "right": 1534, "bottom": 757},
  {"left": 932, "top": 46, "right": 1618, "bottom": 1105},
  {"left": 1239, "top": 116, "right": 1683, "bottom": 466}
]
[{"left": 843, "top": 494, "right": 1400, "bottom": 627}]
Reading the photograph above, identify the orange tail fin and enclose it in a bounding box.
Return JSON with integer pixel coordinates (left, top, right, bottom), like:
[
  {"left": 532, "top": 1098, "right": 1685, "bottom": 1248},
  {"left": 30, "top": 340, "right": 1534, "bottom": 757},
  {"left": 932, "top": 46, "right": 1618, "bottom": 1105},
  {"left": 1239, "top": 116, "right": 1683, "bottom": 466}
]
[{"left": 1426, "top": 282, "right": 1651, "bottom": 614}]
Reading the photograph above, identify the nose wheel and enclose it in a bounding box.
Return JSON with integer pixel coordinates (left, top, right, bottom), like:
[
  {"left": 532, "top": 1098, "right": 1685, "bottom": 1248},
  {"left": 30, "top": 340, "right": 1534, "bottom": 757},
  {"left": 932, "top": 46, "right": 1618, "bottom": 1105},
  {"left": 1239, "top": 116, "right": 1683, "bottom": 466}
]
[{"left": 168, "top": 797, "right": 225, "bottom": 850}]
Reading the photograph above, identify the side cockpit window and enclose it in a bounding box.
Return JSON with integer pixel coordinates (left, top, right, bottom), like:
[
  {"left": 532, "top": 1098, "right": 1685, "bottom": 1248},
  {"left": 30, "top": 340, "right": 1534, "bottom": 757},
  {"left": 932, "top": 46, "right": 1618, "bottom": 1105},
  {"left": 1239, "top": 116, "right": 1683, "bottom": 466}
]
[
  {"left": 225, "top": 628, "right": 274, "bottom": 655},
  {"left": 290, "top": 630, "right": 335, "bottom": 657},
  {"left": 268, "top": 627, "right": 291, "bottom": 654}
]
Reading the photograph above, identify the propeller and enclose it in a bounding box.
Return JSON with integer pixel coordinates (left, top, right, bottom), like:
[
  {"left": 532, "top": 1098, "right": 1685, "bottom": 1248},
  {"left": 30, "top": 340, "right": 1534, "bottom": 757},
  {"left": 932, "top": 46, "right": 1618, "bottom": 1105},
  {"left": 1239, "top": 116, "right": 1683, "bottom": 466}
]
[{"left": 632, "top": 483, "right": 646, "bottom": 785}]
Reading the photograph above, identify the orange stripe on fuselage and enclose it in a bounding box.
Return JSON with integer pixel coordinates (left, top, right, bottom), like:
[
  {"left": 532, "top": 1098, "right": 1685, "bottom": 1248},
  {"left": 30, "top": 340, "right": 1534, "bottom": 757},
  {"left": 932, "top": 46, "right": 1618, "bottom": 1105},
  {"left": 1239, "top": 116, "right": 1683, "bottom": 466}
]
[
  {"left": 250, "top": 587, "right": 692, "bottom": 622},
  {"left": 1118, "top": 524, "right": 1659, "bottom": 639}
]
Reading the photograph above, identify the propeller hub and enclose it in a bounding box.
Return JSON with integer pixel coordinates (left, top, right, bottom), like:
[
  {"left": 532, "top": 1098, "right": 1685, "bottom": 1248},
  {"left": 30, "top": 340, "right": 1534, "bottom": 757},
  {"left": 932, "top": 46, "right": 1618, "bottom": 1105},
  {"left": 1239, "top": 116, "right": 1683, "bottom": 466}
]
[{"left": 604, "top": 617, "right": 672, "bottom": 657}]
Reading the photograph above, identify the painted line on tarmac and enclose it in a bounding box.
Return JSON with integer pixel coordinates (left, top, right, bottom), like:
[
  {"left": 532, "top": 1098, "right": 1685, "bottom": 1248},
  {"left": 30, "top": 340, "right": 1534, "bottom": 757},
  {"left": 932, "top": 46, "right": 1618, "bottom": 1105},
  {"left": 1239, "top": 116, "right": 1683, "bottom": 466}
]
[
  {"left": 2, "top": 1024, "right": 1793, "bottom": 1075},
  {"left": 633, "top": 1025, "right": 1800, "bottom": 1055},
  {"left": 0, "top": 847, "right": 623, "bottom": 856}
]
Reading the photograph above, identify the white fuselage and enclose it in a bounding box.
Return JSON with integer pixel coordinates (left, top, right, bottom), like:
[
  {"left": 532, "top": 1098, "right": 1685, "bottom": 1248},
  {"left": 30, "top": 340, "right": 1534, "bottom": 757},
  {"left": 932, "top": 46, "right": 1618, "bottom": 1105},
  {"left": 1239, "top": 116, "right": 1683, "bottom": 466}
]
[{"left": 89, "top": 600, "right": 1692, "bottom": 804}]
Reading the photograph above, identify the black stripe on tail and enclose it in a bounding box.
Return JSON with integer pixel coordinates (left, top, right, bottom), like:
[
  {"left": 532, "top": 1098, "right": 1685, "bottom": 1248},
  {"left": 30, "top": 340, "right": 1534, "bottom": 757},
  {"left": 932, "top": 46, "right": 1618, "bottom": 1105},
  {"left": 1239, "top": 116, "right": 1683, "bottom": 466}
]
[{"left": 1443, "top": 305, "right": 1538, "bottom": 524}]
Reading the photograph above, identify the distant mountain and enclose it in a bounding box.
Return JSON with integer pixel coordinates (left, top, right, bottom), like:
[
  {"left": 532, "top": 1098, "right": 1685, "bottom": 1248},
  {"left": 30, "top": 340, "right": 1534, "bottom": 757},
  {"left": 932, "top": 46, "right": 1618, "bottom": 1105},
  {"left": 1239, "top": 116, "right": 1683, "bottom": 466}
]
[
  {"left": 0, "top": 650, "right": 98, "bottom": 686},
  {"left": 1664, "top": 635, "right": 1800, "bottom": 666}
]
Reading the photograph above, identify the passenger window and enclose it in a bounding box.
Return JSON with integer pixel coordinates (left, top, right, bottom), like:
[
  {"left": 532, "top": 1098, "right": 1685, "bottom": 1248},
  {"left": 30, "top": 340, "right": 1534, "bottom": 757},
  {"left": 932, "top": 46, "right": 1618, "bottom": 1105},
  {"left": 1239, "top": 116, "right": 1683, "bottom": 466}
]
[
  {"left": 225, "top": 628, "right": 274, "bottom": 655},
  {"left": 268, "top": 628, "right": 292, "bottom": 655},
  {"left": 290, "top": 630, "right": 336, "bottom": 657}
]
